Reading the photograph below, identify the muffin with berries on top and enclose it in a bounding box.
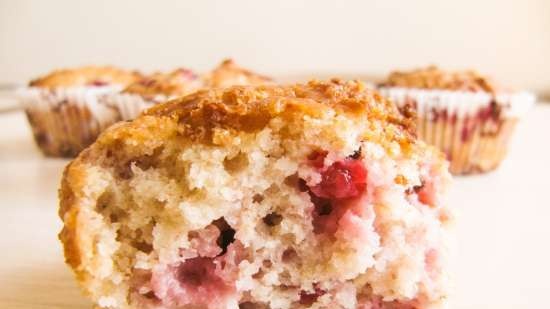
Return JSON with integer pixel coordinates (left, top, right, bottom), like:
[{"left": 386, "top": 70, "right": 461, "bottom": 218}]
[
  {"left": 109, "top": 68, "right": 203, "bottom": 120},
  {"left": 18, "top": 66, "right": 142, "bottom": 157},
  {"left": 111, "top": 60, "right": 273, "bottom": 120}
]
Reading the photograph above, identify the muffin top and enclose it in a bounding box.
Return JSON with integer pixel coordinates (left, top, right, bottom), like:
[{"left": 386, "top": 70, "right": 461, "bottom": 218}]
[
  {"left": 29, "top": 66, "right": 142, "bottom": 89},
  {"left": 142, "top": 79, "right": 414, "bottom": 146},
  {"left": 203, "top": 59, "right": 273, "bottom": 88},
  {"left": 380, "top": 66, "right": 500, "bottom": 93},
  {"left": 123, "top": 68, "right": 203, "bottom": 98}
]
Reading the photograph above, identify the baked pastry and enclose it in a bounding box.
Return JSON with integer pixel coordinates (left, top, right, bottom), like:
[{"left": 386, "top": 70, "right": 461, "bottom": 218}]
[
  {"left": 379, "top": 66, "right": 535, "bottom": 174},
  {"left": 108, "top": 68, "right": 203, "bottom": 120},
  {"left": 109, "top": 60, "right": 272, "bottom": 121},
  {"left": 204, "top": 59, "right": 273, "bottom": 88},
  {"left": 18, "top": 66, "right": 142, "bottom": 157},
  {"left": 59, "top": 79, "right": 451, "bottom": 309}
]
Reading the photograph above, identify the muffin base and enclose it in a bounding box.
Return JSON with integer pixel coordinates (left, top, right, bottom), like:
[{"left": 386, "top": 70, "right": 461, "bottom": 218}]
[
  {"left": 419, "top": 114, "right": 518, "bottom": 174},
  {"left": 380, "top": 87, "right": 533, "bottom": 175},
  {"left": 18, "top": 87, "right": 121, "bottom": 157}
]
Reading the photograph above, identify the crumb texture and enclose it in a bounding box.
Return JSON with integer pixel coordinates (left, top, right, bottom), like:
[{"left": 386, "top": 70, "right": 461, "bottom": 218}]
[{"left": 59, "top": 80, "right": 451, "bottom": 309}]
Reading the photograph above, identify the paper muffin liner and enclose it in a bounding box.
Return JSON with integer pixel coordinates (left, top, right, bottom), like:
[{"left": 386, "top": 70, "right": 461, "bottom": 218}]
[
  {"left": 379, "top": 87, "right": 535, "bottom": 175},
  {"left": 104, "top": 93, "right": 166, "bottom": 121},
  {"left": 17, "top": 86, "right": 123, "bottom": 157}
]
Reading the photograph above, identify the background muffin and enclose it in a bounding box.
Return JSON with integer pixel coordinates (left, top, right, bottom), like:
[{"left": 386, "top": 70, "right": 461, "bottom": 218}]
[
  {"left": 110, "top": 60, "right": 273, "bottom": 121},
  {"left": 203, "top": 59, "right": 273, "bottom": 88},
  {"left": 18, "top": 66, "right": 142, "bottom": 157},
  {"left": 379, "top": 66, "right": 535, "bottom": 175},
  {"left": 108, "top": 68, "right": 203, "bottom": 120}
]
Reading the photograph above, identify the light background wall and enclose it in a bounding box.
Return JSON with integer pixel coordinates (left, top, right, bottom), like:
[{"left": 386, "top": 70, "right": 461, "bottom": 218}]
[{"left": 1, "top": 0, "right": 549, "bottom": 97}]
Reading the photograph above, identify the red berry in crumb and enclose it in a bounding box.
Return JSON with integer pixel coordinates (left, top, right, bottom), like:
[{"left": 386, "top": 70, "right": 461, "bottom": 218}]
[
  {"left": 311, "top": 159, "right": 367, "bottom": 199},
  {"left": 299, "top": 287, "right": 326, "bottom": 305}
]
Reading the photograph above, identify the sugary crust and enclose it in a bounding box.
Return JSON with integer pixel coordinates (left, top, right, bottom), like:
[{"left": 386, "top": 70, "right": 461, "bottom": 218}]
[
  {"left": 144, "top": 79, "right": 415, "bottom": 145},
  {"left": 204, "top": 59, "right": 273, "bottom": 88},
  {"left": 29, "top": 66, "right": 142, "bottom": 88},
  {"left": 123, "top": 68, "right": 203, "bottom": 98},
  {"left": 380, "top": 65, "right": 500, "bottom": 93}
]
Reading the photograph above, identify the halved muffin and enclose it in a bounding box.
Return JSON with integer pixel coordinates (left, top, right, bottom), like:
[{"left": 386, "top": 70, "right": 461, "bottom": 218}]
[
  {"left": 379, "top": 66, "right": 535, "bottom": 174},
  {"left": 59, "top": 80, "right": 451, "bottom": 309},
  {"left": 18, "top": 66, "right": 142, "bottom": 157}
]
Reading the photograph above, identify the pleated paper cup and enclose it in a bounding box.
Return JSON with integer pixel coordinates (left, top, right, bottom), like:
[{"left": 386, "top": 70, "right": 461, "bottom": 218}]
[
  {"left": 18, "top": 86, "right": 123, "bottom": 157},
  {"left": 379, "top": 87, "right": 535, "bottom": 175}
]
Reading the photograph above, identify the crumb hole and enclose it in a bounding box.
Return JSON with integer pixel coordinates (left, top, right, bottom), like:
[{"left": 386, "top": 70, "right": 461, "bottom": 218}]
[
  {"left": 142, "top": 291, "right": 157, "bottom": 300},
  {"left": 133, "top": 241, "right": 153, "bottom": 254},
  {"left": 282, "top": 248, "right": 298, "bottom": 263},
  {"left": 213, "top": 217, "right": 236, "bottom": 254},
  {"left": 109, "top": 213, "right": 119, "bottom": 223},
  {"left": 223, "top": 152, "right": 249, "bottom": 174},
  {"left": 96, "top": 191, "right": 112, "bottom": 211},
  {"left": 349, "top": 147, "right": 362, "bottom": 159},
  {"left": 252, "top": 194, "right": 264, "bottom": 203},
  {"left": 312, "top": 196, "right": 332, "bottom": 216},
  {"left": 263, "top": 212, "right": 283, "bottom": 226},
  {"left": 284, "top": 173, "right": 299, "bottom": 188}
]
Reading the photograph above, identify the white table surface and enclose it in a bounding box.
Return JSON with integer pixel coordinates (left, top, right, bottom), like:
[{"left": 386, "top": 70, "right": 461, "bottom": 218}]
[{"left": 1, "top": 104, "right": 549, "bottom": 309}]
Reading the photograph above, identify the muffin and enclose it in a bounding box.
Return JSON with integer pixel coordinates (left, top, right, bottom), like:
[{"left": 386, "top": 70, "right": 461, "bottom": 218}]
[
  {"left": 108, "top": 68, "right": 203, "bottom": 120},
  {"left": 18, "top": 66, "right": 142, "bottom": 157},
  {"left": 59, "top": 79, "right": 452, "bottom": 309},
  {"left": 110, "top": 60, "right": 272, "bottom": 121},
  {"left": 203, "top": 59, "right": 273, "bottom": 88},
  {"left": 379, "top": 66, "right": 535, "bottom": 175}
]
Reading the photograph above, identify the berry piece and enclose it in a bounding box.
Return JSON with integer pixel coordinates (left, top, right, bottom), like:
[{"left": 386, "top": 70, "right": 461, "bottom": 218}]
[{"left": 311, "top": 159, "right": 367, "bottom": 200}]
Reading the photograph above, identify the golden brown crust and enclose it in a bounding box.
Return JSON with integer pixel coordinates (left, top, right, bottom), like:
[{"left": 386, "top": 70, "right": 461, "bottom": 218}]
[
  {"left": 58, "top": 161, "right": 83, "bottom": 271},
  {"left": 204, "top": 59, "right": 273, "bottom": 88},
  {"left": 29, "top": 66, "right": 142, "bottom": 88},
  {"left": 123, "top": 68, "right": 203, "bottom": 98},
  {"left": 144, "top": 79, "right": 414, "bottom": 144},
  {"left": 380, "top": 65, "right": 500, "bottom": 93}
]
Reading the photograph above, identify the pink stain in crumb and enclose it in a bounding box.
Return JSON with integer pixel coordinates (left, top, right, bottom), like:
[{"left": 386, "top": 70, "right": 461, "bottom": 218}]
[
  {"left": 416, "top": 179, "right": 436, "bottom": 207},
  {"left": 425, "top": 248, "right": 440, "bottom": 280},
  {"left": 336, "top": 208, "right": 371, "bottom": 242},
  {"left": 189, "top": 224, "right": 222, "bottom": 258},
  {"left": 151, "top": 257, "right": 235, "bottom": 309},
  {"left": 148, "top": 231, "right": 244, "bottom": 308}
]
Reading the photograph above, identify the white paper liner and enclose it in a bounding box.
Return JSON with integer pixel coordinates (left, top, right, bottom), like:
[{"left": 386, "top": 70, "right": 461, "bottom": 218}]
[
  {"left": 378, "top": 87, "right": 535, "bottom": 174},
  {"left": 17, "top": 86, "right": 123, "bottom": 157},
  {"left": 379, "top": 87, "right": 535, "bottom": 119}
]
